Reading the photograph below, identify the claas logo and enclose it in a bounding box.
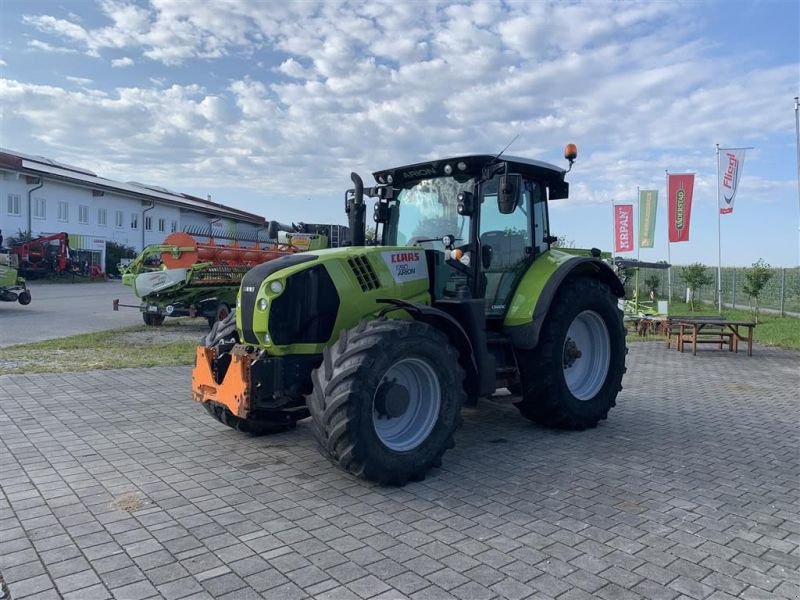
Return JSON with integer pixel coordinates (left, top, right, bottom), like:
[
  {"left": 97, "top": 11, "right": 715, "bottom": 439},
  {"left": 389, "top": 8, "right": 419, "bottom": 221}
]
[{"left": 391, "top": 252, "right": 420, "bottom": 263}]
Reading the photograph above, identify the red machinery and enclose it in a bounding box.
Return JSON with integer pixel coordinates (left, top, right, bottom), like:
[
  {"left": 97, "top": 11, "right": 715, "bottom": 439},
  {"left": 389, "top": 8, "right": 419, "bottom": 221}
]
[{"left": 11, "top": 232, "right": 73, "bottom": 277}]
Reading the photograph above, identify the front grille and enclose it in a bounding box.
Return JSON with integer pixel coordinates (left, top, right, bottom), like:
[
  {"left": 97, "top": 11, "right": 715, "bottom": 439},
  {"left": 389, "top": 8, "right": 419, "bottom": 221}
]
[
  {"left": 269, "top": 265, "right": 340, "bottom": 345},
  {"left": 347, "top": 255, "right": 380, "bottom": 291}
]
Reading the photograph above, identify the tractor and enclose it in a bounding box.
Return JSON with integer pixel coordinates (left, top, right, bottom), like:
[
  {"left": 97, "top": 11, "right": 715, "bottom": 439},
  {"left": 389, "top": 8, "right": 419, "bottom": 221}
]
[
  {"left": 0, "top": 252, "right": 32, "bottom": 305},
  {"left": 192, "top": 146, "right": 627, "bottom": 484}
]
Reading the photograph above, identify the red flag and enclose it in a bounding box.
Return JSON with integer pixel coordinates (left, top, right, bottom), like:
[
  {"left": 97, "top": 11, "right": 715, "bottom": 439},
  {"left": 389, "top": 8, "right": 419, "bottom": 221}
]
[
  {"left": 614, "top": 204, "right": 634, "bottom": 252},
  {"left": 668, "top": 174, "right": 694, "bottom": 243}
]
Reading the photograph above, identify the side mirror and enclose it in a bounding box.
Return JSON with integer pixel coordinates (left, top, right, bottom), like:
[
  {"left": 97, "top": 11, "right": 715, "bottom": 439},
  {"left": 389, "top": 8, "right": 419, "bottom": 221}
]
[
  {"left": 373, "top": 201, "right": 389, "bottom": 224},
  {"left": 549, "top": 181, "right": 569, "bottom": 200},
  {"left": 498, "top": 174, "right": 521, "bottom": 214},
  {"left": 457, "top": 191, "right": 474, "bottom": 216}
]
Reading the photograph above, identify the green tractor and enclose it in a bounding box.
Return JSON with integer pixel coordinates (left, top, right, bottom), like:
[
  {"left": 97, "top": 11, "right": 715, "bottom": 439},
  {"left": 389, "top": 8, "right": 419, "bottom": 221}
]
[
  {"left": 193, "top": 146, "right": 627, "bottom": 484},
  {"left": 0, "top": 252, "right": 32, "bottom": 306}
]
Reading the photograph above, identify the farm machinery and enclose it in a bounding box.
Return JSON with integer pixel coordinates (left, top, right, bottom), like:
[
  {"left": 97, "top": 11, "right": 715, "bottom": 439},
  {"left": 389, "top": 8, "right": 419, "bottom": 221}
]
[
  {"left": 192, "top": 147, "right": 627, "bottom": 484},
  {"left": 115, "top": 226, "right": 329, "bottom": 327},
  {"left": 0, "top": 252, "right": 32, "bottom": 305}
]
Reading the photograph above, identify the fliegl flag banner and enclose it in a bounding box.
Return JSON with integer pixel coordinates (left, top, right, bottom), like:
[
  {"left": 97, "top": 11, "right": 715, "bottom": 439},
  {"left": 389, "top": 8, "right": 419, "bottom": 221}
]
[
  {"left": 638, "top": 190, "right": 658, "bottom": 248},
  {"left": 614, "top": 204, "right": 634, "bottom": 253},
  {"left": 719, "top": 148, "right": 746, "bottom": 215},
  {"left": 668, "top": 174, "right": 694, "bottom": 243}
]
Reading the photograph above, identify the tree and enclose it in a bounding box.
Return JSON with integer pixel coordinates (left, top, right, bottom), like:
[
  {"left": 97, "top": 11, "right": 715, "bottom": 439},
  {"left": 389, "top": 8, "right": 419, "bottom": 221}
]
[
  {"left": 105, "top": 241, "right": 137, "bottom": 277},
  {"left": 6, "top": 229, "right": 33, "bottom": 247},
  {"left": 551, "top": 236, "right": 575, "bottom": 249},
  {"left": 681, "top": 263, "right": 713, "bottom": 311},
  {"left": 742, "top": 258, "right": 773, "bottom": 324}
]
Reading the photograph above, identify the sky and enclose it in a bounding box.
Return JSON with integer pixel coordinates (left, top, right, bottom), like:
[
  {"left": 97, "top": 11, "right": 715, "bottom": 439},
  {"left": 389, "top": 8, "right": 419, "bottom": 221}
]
[{"left": 0, "top": 0, "right": 798, "bottom": 266}]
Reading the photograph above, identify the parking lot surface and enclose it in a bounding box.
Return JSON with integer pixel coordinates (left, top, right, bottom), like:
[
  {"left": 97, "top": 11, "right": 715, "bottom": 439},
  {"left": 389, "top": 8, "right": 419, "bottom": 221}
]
[
  {"left": 1, "top": 342, "right": 798, "bottom": 600},
  {"left": 0, "top": 281, "right": 147, "bottom": 347}
]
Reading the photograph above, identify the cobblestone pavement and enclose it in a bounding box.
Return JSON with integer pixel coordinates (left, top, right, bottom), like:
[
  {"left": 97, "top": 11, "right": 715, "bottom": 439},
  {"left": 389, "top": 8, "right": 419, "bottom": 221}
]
[{"left": 1, "top": 343, "right": 798, "bottom": 600}]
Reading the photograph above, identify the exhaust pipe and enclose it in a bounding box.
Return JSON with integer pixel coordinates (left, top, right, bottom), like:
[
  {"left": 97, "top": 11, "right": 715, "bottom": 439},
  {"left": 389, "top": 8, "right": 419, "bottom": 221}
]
[{"left": 349, "top": 172, "right": 366, "bottom": 247}]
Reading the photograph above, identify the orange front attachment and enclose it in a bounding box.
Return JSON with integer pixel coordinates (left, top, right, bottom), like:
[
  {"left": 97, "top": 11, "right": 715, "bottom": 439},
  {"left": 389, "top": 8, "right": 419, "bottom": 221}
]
[
  {"left": 192, "top": 346, "right": 252, "bottom": 418},
  {"left": 161, "top": 231, "right": 297, "bottom": 269}
]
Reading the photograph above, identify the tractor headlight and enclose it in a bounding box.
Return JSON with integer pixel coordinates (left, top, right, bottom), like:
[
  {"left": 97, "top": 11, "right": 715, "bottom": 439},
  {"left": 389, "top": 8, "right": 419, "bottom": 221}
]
[
  {"left": 257, "top": 298, "right": 269, "bottom": 311},
  {"left": 269, "top": 280, "right": 283, "bottom": 294}
]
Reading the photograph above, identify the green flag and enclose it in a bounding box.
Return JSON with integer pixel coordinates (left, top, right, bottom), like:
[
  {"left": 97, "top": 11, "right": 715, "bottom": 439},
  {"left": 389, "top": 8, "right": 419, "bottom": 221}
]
[{"left": 639, "top": 190, "right": 658, "bottom": 248}]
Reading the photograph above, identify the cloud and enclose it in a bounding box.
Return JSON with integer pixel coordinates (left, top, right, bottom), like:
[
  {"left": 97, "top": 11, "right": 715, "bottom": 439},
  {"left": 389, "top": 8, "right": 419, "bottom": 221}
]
[
  {"left": 28, "top": 39, "right": 78, "bottom": 54},
  {"left": 65, "top": 76, "right": 93, "bottom": 86},
  {"left": 0, "top": 59, "right": 6, "bottom": 67},
  {"left": 111, "top": 56, "right": 134, "bottom": 68},
  {"left": 6, "top": 0, "right": 796, "bottom": 225}
]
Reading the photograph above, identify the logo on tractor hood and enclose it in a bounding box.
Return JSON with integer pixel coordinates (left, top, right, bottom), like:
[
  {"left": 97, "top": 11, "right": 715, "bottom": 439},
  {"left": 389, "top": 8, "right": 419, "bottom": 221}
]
[{"left": 382, "top": 251, "right": 428, "bottom": 284}]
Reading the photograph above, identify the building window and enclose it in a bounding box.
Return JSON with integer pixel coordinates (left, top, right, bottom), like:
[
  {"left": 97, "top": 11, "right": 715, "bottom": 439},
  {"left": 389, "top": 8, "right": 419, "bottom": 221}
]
[
  {"left": 145, "top": 216, "right": 152, "bottom": 231},
  {"left": 170, "top": 220, "right": 177, "bottom": 233},
  {"left": 34, "top": 197, "right": 46, "bottom": 219},
  {"left": 78, "top": 205, "right": 89, "bottom": 224},
  {"left": 58, "top": 201, "right": 69, "bottom": 222},
  {"left": 98, "top": 208, "right": 107, "bottom": 226},
  {"left": 158, "top": 218, "right": 165, "bottom": 232},
  {"left": 115, "top": 210, "right": 124, "bottom": 228},
  {"left": 131, "top": 213, "right": 138, "bottom": 229},
  {"left": 7, "top": 194, "right": 21, "bottom": 216}
]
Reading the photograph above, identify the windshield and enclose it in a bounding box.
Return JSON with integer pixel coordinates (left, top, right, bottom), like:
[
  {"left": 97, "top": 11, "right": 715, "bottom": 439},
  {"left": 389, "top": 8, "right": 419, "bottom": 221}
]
[{"left": 383, "top": 176, "right": 474, "bottom": 247}]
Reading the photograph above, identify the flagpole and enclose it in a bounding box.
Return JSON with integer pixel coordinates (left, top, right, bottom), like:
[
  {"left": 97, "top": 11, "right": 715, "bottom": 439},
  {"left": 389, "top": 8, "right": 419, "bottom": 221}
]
[
  {"left": 665, "top": 170, "right": 672, "bottom": 303},
  {"left": 716, "top": 144, "right": 723, "bottom": 313},
  {"left": 635, "top": 186, "right": 640, "bottom": 313},
  {"left": 611, "top": 199, "right": 615, "bottom": 261},
  {"left": 794, "top": 96, "right": 800, "bottom": 266}
]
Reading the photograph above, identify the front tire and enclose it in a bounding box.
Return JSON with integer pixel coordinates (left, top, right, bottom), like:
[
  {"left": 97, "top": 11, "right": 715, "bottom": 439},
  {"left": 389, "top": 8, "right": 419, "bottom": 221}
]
[
  {"left": 514, "top": 277, "right": 626, "bottom": 430},
  {"left": 142, "top": 312, "right": 165, "bottom": 326},
  {"left": 17, "top": 291, "right": 31, "bottom": 305},
  {"left": 308, "top": 319, "right": 465, "bottom": 485}
]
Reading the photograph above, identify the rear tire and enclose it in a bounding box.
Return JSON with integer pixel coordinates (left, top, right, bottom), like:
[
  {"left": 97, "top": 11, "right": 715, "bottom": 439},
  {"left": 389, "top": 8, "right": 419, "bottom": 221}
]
[
  {"left": 142, "top": 312, "right": 165, "bottom": 326},
  {"left": 308, "top": 319, "right": 465, "bottom": 485},
  {"left": 514, "top": 278, "right": 626, "bottom": 430}
]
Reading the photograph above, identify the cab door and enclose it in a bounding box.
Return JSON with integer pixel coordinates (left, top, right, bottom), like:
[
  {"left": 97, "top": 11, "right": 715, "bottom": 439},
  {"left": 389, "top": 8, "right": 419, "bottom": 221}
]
[{"left": 478, "top": 176, "right": 536, "bottom": 317}]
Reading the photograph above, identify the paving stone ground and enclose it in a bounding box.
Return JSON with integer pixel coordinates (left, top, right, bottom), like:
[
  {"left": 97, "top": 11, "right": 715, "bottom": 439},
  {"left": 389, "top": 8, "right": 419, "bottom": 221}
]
[{"left": 1, "top": 342, "right": 798, "bottom": 600}]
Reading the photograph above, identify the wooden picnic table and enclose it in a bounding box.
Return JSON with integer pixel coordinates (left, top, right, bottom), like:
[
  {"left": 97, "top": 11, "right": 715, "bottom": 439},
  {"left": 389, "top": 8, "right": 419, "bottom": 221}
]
[{"left": 678, "top": 319, "right": 757, "bottom": 356}]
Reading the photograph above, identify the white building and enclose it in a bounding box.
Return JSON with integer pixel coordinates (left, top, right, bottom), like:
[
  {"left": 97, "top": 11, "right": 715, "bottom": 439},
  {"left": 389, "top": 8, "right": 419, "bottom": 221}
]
[{"left": 0, "top": 148, "right": 267, "bottom": 270}]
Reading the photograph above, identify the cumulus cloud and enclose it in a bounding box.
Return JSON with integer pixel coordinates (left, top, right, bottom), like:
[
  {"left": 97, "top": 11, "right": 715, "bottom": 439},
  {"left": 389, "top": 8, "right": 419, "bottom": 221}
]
[
  {"left": 111, "top": 56, "right": 134, "bottom": 67},
  {"left": 5, "top": 0, "right": 796, "bottom": 223},
  {"left": 0, "top": 59, "right": 6, "bottom": 67}
]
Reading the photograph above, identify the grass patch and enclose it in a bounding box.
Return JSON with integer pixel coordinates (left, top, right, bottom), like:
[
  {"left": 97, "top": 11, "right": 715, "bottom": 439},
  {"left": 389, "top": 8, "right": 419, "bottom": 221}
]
[
  {"left": 628, "top": 301, "right": 800, "bottom": 350},
  {"left": 0, "top": 320, "right": 203, "bottom": 374}
]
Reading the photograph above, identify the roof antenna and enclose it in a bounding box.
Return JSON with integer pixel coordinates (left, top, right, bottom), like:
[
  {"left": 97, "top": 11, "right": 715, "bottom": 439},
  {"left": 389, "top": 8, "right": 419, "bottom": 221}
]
[{"left": 493, "top": 133, "right": 520, "bottom": 163}]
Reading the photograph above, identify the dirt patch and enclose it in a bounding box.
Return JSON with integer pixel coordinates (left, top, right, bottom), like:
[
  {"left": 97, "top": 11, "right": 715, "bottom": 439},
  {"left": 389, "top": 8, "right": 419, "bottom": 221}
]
[{"left": 113, "top": 492, "right": 145, "bottom": 512}]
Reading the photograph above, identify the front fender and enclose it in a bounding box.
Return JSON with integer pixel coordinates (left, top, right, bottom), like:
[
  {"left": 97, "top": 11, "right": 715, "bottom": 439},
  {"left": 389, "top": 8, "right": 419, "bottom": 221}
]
[{"left": 504, "top": 251, "right": 623, "bottom": 349}]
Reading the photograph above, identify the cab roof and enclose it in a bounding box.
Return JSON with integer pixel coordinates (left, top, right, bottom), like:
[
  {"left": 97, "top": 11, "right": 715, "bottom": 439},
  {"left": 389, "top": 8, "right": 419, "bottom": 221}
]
[{"left": 372, "top": 154, "right": 566, "bottom": 186}]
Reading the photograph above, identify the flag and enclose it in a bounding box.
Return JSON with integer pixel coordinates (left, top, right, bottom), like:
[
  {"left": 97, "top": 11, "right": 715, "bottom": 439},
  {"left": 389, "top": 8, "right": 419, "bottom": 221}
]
[
  {"left": 614, "top": 204, "right": 634, "bottom": 252},
  {"left": 668, "top": 174, "right": 694, "bottom": 243},
  {"left": 639, "top": 190, "right": 658, "bottom": 248},
  {"left": 718, "top": 148, "right": 746, "bottom": 214}
]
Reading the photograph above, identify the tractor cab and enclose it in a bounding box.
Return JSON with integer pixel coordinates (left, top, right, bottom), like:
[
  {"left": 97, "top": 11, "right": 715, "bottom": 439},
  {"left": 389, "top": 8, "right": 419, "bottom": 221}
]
[{"left": 350, "top": 152, "right": 573, "bottom": 320}]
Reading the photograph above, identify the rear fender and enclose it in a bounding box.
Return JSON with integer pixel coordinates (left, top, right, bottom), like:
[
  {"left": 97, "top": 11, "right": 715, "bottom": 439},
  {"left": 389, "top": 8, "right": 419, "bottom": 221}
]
[{"left": 504, "top": 252, "right": 623, "bottom": 349}]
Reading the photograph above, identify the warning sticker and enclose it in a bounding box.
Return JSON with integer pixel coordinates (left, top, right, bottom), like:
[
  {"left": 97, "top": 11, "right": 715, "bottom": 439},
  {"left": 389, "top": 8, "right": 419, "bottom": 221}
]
[{"left": 381, "top": 251, "right": 428, "bottom": 284}]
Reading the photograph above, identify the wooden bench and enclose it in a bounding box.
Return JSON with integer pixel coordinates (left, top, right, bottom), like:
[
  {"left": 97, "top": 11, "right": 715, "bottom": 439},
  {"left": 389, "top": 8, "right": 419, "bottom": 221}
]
[
  {"left": 665, "top": 315, "right": 725, "bottom": 349},
  {"left": 679, "top": 320, "right": 757, "bottom": 356}
]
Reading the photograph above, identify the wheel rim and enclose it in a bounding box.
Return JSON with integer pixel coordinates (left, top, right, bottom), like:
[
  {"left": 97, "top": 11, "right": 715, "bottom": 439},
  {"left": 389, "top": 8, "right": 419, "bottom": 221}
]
[
  {"left": 372, "top": 358, "right": 441, "bottom": 452},
  {"left": 563, "top": 310, "right": 610, "bottom": 401}
]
